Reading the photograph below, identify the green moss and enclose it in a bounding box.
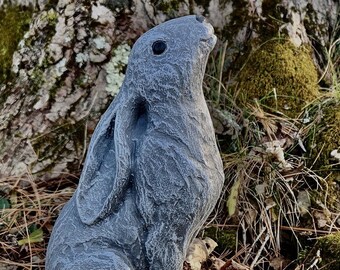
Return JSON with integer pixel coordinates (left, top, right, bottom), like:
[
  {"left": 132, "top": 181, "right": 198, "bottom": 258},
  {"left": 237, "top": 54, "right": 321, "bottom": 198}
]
[
  {"left": 0, "top": 5, "right": 33, "bottom": 83},
  {"left": 309, "top": 101, "right": 340, "bottom": 210},
  {"left": 316, "top": 232, "right": 340, "bottom": 269},
  {"left": 316, "top": 104, "right": 340, "bottom": 171},
  {"left": 236, "top": 40, "right": 319, "bottom": 117},
  {"left": 30, "top": 68, "right": 45, "bottom": 94},
  {"left": 203, "top": 227, "right": 237, "bottom": 253},
  {"left": 24, "top": 8, "right": 57, "bottom": 50}
]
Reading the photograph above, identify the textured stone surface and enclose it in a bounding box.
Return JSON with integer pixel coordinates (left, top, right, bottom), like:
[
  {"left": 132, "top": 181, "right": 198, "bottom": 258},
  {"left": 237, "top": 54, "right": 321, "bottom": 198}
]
[{"left": 46, "top": 15, "right": 224, "bottom": 270}]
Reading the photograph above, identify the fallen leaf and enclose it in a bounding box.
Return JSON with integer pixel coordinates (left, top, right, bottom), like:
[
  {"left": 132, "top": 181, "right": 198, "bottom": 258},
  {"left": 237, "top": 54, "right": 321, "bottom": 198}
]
[
  {"left": 186, "top": 237, "right": 218, "bottom": 270},
  {"left": 264, "top": 140, "right": 293, "bottom": 169},
  {"left": 227, "top": 179, "right": 240, "bottom": 216},
  {"left": 18, "top": 228, "right": 43, "bottom": 246},
  {"left": 0, "top": 198, "right": 10, "bottom": 210}
]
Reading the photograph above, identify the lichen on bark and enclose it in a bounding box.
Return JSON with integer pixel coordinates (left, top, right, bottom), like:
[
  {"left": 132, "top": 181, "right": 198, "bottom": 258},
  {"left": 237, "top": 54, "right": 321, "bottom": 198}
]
[
  {"left": 0, "top": 4, "right": 33, "bottom": 83},
  {"left": 0, "top": 0, "right": 117, "bottom": 178}
]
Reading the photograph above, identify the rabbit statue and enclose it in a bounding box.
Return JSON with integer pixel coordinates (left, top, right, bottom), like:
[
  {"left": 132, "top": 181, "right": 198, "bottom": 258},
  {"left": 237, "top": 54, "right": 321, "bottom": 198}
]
[{"left": 46, "top": 14, "right": 224, "bottom": 270}]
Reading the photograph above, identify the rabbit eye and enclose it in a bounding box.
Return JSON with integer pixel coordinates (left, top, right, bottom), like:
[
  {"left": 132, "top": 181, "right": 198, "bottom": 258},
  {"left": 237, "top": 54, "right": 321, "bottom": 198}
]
[{"left": 152, "top": 40, "right": 167, "bottom": 55}]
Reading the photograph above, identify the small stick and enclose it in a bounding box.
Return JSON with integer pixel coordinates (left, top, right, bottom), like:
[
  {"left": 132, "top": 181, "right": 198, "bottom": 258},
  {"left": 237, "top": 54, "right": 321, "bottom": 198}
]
[{"left": 250, "top": 233, "right": 270, "bottom": 269}]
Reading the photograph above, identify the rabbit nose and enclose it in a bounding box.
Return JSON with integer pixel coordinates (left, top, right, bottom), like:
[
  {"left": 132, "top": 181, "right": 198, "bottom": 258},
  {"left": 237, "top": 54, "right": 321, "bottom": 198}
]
[{"left": 195, "top": 15, "right": 206, "bottom": 23}]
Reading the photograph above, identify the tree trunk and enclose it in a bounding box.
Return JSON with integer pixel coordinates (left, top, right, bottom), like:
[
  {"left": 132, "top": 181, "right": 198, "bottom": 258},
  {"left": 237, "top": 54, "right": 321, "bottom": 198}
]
[{"left": 0, "top": 0, "right": 338, "bottom": 179}]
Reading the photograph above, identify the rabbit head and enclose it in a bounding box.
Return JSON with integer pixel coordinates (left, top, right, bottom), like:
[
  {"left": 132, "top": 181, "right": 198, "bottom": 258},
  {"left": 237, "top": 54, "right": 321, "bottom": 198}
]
[{"left": 124, "top": 15, "right": 217, "bottom": 103}]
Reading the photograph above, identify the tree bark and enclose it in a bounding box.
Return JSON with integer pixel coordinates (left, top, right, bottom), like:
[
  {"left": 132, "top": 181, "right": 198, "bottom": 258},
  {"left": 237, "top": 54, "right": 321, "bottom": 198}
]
[{"left": 0, "top": 0, "right": 338, "bottom": 179}]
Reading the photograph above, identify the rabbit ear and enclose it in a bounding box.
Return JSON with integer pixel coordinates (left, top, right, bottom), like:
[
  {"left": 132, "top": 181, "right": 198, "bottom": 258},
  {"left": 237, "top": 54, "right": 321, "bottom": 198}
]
[{"left": 76, "top": 95, "right": 134, "bottom": 225}]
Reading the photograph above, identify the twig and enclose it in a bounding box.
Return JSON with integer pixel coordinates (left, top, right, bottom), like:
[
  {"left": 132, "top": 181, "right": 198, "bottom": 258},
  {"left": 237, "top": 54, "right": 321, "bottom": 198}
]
[
  {"left": 23, "top": 211, "right": 33, "bottom": 270},
  {"left": 217, "top": 41, "right": 228, "bottom": 104},
  {"left": 250, "top": 233, "right": 270, "bottom": 269},
  {"left": 306, "top": 249, "right": 321, "bottom": 270},
  {"left": 209, "top": 224, "right": 338, "bottom": 235}
]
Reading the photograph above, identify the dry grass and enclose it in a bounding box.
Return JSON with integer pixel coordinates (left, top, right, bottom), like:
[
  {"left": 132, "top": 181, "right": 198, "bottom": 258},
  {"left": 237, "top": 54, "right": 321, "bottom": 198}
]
[
  {"left": 200, "top": 34, "right": 340, "bottom": 269},
  {"left": 0, "top": 175, "right": 76, "bottom": 269},
  {"left": 205, "top": 102, "right": 339, "bottom": 269}
]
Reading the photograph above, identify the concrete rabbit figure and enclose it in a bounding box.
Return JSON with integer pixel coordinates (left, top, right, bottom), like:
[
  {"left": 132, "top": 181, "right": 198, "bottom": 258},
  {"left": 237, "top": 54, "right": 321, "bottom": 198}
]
[{"left": 46, "top": 15, "right": 224, "bottom": 270}]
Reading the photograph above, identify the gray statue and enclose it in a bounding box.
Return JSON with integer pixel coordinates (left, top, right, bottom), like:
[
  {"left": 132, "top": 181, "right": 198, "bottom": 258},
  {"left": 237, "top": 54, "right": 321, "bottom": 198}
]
[{"left": 46, "top": 15, "right": 224, "bottom": 270}]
